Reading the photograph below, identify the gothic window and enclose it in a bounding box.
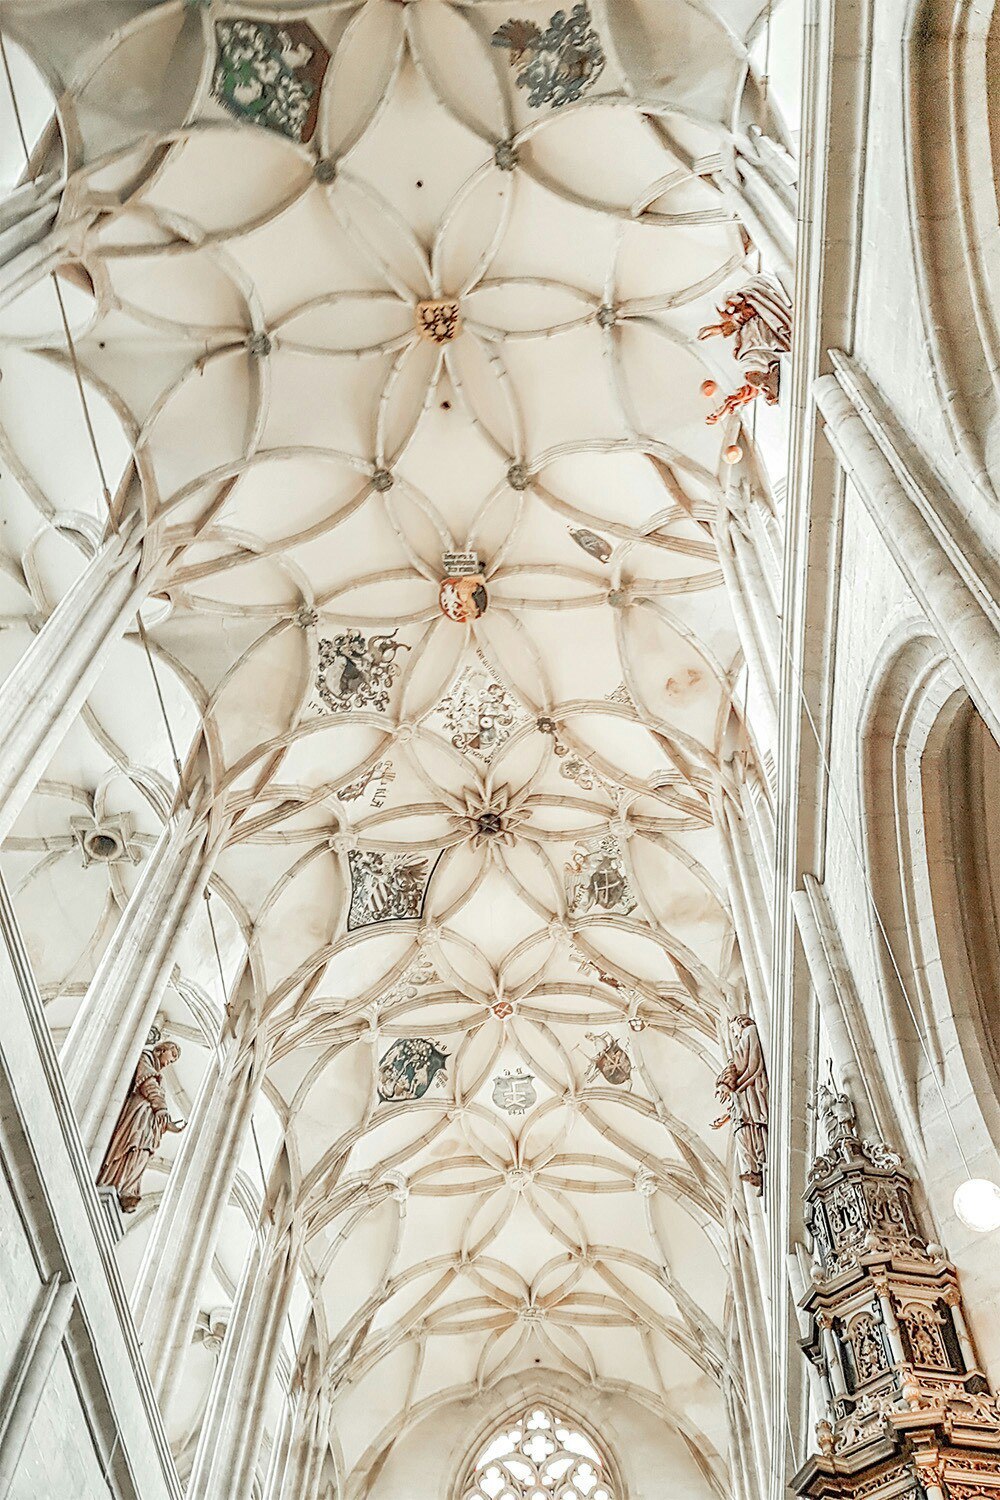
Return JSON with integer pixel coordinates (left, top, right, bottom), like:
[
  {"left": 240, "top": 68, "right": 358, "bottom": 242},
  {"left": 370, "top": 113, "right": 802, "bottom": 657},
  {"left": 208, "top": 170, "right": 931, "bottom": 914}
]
[{"left": 461, "top": 1404, "right": 617, "bottom": 1500}]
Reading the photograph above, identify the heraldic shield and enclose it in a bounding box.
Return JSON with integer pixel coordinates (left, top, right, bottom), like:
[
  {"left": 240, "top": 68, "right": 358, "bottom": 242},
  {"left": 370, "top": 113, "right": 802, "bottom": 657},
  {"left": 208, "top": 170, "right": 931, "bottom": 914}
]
[
  {"left": 586, "top": 1032, "right": 632, "bottom": 1087},
  {"left": 492, "top": 1071, "right": 537, "bottom": 1115},
  {"left": 377, "top": 1038, "right": 448, "bottom": 1102}
]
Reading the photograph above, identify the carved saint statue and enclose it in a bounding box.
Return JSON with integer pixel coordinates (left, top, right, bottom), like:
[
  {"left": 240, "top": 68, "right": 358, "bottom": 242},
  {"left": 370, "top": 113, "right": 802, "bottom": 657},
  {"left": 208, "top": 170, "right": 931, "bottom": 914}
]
[
  {"left": 711, "top": 1014, "right": 768, "bottom": 1193},
  {"left": 96, "top": 1038, "right": 186, "bottom": 1212},
  {"left": 698, "top": 275, "right": 793, "bottom": 424}
]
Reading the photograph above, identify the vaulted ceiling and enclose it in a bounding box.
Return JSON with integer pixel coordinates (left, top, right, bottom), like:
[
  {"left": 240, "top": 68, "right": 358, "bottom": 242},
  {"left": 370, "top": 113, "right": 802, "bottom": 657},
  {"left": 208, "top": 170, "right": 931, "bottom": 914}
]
[{"left": 0, "top": 0, "right": 785, "bottom": 1491}]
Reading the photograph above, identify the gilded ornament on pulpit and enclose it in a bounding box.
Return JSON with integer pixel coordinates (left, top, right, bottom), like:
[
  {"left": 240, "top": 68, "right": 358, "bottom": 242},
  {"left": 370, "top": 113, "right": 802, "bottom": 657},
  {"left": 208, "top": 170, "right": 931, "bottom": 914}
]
[{"left": 793, "top": 1079, "right": 1000, "bottom": 1500}]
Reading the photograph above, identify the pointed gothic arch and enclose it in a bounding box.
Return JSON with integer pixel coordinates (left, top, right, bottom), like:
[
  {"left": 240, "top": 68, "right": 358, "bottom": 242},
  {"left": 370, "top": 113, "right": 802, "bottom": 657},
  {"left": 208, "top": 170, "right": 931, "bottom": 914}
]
[
  {"left": 455, "top": 1398, "right": 626, "bottom": 1500},
  {"left": 861, "top": 629, "right": 1000, "bottom": 1150}
]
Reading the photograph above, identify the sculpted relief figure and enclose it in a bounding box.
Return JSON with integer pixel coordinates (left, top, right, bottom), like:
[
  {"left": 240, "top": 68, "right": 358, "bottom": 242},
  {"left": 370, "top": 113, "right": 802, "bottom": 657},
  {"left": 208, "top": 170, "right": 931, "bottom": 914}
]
[
  {"left": 711, "top": 1014, "right": 769, "bottom": 1193},
  {"left": 698, "top": 275, "right": 793, "bottom": 425},
  {"left": 97, "top": 1035, "right": 186, "bottom": 1212}
]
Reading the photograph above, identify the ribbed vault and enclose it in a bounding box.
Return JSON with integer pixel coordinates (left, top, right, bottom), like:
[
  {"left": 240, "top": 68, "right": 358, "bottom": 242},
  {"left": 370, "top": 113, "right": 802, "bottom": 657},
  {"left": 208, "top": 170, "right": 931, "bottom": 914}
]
[{"left": 0, "top": 0, "right": 787, "bottom": 1492}]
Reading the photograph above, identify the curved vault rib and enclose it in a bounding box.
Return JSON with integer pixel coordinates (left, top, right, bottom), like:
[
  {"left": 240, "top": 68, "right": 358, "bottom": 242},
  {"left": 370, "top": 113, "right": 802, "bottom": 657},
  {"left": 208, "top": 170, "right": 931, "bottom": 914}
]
[{"left": 0, "top": 0, "right": 786, "bottom": 1490}]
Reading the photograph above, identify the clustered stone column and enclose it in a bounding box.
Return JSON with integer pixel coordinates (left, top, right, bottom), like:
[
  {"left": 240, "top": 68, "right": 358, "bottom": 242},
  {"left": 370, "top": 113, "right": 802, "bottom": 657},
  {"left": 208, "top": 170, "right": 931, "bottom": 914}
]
[
  {"left": 0, "top": 517, "right": 151, "bottom": 846},
  {"left": 131, "top": 1005, "right": 272, "bottom": 1421},
  {"left": 268, "top": 1344, "right": 333, "bottom": 1500},
  {"left": 186, "top": 1177, "right": 305, "bottom": 1500},
  {"left": 59, "top": 795, "right": 228, "bottom": 1170}
]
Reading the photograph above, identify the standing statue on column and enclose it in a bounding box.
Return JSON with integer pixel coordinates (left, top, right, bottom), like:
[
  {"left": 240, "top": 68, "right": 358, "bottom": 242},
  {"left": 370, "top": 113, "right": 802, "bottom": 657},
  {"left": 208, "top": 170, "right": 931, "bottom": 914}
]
[
  {"left": 698, "top": 274, "right": 793, "bottom": 424},
  {"left": 97, "top": 1033, "right": 186, "bottom": 1211},
  {"left": 711, "top": 1014, "right": 769, "bottom": 1193}
]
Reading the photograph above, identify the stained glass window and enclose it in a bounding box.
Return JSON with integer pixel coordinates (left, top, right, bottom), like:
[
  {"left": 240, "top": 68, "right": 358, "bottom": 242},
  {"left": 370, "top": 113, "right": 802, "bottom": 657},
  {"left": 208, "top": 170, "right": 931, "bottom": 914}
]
[{"left": 461, "top": 1403, "right": 617, "bottom": 1500}]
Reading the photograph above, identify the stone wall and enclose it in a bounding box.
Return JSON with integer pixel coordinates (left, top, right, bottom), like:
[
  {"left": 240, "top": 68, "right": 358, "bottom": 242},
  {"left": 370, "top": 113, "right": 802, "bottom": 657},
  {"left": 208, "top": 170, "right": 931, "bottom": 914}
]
[{"left": 0, "top": 875, "right": 181, "bottom": 1500}]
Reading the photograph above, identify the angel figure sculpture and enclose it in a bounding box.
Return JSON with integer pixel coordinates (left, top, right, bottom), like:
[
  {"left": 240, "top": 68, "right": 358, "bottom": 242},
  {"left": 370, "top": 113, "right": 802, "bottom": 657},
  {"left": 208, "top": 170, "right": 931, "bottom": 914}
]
[{"left": 698, "top": 275, "right": 793, "bottom": 425}]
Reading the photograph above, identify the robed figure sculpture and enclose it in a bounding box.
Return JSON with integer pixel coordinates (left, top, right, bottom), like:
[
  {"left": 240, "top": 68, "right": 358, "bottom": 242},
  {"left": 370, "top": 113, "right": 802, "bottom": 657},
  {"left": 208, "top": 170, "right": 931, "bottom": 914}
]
[
  {"left": 97, "top": 1036, "right": 186, "bottom": 1211},
  {"left": 711, "top": 1014, "right": 769, "bottom": 1193}
]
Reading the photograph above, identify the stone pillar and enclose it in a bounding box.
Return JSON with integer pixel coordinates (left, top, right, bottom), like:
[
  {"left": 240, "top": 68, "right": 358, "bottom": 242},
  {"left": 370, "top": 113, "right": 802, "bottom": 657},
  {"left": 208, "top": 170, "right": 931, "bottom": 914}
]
[
  {"left": 716, "top": 172, "right": 793, "bottom": 290},
  {"left": 0, "top": 174, "right": 92, "bottom": 310},
  {"left": 273, "top": 1385, "right": 331, "bottom": 1500},
  {"left": 717, "top": 525, "right": 780, "bottom": 750},
  {"left": 814, "top": 369, "right": 1000, "bottom": 743},
  {"left": 0, "top": 521, "right": 149, "bottom": 845},
  {"left": 60, "top": 798, "right": 224, "bottom": 1168},
  {"left": 790, "top": 878, "right": 878, "bottom": 1139},
  {"left": 727, "top": 1219, "right": 771, "bottom": 1488},
  {"left": 718, "top": 795, "right": 773, "bottom": 1032},
  {"left": 132, "top": 1019, "right": 271, "bottom": 1420},
  {"left": 817, "top": 1314, "right": 847, "bottom": 1401},
  {"left": 0, "top": 1275, "right": 76, "bottom": 1497},
  {"left": 187, "top": 1193, "right": 303, "bottom": 1500},
  {"left": 731, "top": 527, "right": 781, "bottom": 687}
]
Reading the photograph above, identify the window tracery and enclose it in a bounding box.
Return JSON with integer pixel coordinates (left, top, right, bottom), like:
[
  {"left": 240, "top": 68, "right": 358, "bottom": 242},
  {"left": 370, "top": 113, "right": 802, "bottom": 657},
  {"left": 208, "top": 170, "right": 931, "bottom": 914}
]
[{"left": 462, "top": 1405, "right": 617, "bottom": 1500}]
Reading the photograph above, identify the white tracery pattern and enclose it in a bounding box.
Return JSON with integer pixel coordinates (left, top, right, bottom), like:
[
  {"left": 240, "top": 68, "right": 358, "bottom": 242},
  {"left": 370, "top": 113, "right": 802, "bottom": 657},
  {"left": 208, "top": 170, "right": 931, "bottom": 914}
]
[
  {"left": 463, "top": 1405, "right": 614, "bottom": 1500},
  {"left": 0, "top": 0, "right": 791, "bottom": 1489}
]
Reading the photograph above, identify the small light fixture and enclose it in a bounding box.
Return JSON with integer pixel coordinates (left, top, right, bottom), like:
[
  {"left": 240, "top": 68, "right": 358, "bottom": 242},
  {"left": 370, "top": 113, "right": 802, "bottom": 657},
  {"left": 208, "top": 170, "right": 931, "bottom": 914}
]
[
  {"left": 700, "top": 378, "right": 718, "bottom": 397},
  {"left": 953, "top": 1177, "right": 1000, "bottom": 1233},
  {"left": 723, "top": 443, "right": 743, "bottom": 464}
]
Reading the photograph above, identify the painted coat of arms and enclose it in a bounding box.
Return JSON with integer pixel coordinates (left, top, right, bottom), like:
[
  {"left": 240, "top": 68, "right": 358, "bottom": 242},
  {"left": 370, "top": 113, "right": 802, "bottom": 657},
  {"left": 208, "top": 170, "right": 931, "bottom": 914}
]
[
  {"left": 416, "top": 300, "right": 462, "bottom": 344},
  {"left": 346, "top": 849, "right": 438, "bottom": 930},
  {"left": 315, "top": 630, "right": 409, "bottom": 714},
  {"left": 429, "top": 656, "right": 526, "bottom": 762},
  {"left": 377, "top": 1038, "right": 449, "bottom": 1102},
  {"left": 569, "top": 527, "right": 612, "bottom": 563},
  {"left": 337, "top": 759, "right": 395, "bottom": 808},
  {"left": 492, "top": 1069, "right": 537, "bottom": 1115},
  {"left": 585, "top": 1031, "right": 632, "bottom": 1087},
  {"left": 212, "top": 20, "right": 330, "bottom": 143},
  {"left": 565, "top": 834, "right": 636, "bottom": 917},
  {"left": 491, "top": 5, "right": 606, "bottom": 110}
]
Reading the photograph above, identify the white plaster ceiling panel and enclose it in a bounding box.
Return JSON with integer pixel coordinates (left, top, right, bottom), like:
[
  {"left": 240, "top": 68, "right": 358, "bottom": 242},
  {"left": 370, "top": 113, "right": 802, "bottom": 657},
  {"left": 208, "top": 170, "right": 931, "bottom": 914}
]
[{"left": 0, "top": 0, "right": 780, "bottom": 1489}]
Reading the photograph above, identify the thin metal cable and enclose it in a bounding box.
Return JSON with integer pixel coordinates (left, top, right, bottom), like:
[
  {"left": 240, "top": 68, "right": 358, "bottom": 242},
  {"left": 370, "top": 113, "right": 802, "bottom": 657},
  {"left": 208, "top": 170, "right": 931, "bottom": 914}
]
[
  {"left": 51, "top": 274, "right": 116, "bottom": 518},
  {"left": 0, "top": 28, "right": 31, "bottom": 159},
  {"left": 100, "top": 1427, "right": 122, "bottom": 1485},
  {"left": 204, "top": 887, "right": 229, "bottom": 1019},
  {"left": 136, "top": 614, "right": 186, "bottom": 789},
  {"left": 0, "top": 30, "right": 115, "bottom": 517},
  {"left": 2, "top": 34, "right": 198, "bottom": 812},
  {"left": 8, "top": 13, "right": 291, "bottom": 1344}
]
